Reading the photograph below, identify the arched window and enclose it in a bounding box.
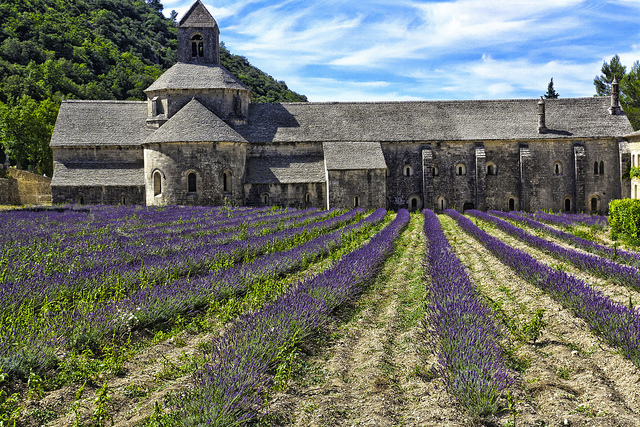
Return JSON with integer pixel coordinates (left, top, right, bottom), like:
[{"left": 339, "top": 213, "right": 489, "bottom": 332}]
[
  {"left": 120, "top": 195, "right": 126, "bottom": 205},
  {"left": 594, "top": 161, "right": 599, "bottom": 175},
  {"left": 634, "top": 155, "right": 636, "bottom": 168},
  {"left": 554, "top": 161, "right": 563, "bottom": 175},
  {"left": 78, "top": 196, "right": 84, "bottom": 205},
  {"left": 354, "top": 195, "right": 360, "bottom": 208},
  {"left": 305, "top": 193, "right": 311, "bottom": 204},
  {"left": 508, "top": 197, "right": 515, "bottom": 211},
  {"left": 404, "top": 165, "right": 414, "bottom": 177},
  {"left": 153, "top": 171, "right": 162, "bottom": 196},
  {"left": 408, "top": 196, "right": 421, "bottom": 211},
  {"left": 438, "top": 197, "right": 447, "bottom": 211},
  {"left": 223, "top": 171, "right": 232, "bottom": 193},
  {"left": 188, "top": 172, "right": 197, "bottom": 193},
  {"left": 262, "top": 193, "right": 270, "bottom": 205},
  {"left": 191, "top": 34, "right": 204, "bottom": 58},
  {"left": 599, "top": 161, "right": 604, "bottom": 175},
  {"left": 456, "top": 163, "right": 466, "bottom": 176},
  {"left": 487, "top": 162, "right": 497, "bottom": 176},
  {"left": 564, "top": 197, "right": 571, "bottom": 212},
  {"left": 635, "top": 185, "right": 638, "bottom": 199}
]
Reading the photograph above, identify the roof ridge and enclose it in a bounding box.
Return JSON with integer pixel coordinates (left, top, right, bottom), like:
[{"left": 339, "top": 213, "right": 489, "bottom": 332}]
[{"left": 265, "top": 97, "right": 604, "bottom": 106}]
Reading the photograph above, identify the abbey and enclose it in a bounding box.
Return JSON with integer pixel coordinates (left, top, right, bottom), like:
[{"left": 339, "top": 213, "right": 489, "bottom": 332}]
[{"left": 50, "top": 0, "right": 635, "bottom": 213}]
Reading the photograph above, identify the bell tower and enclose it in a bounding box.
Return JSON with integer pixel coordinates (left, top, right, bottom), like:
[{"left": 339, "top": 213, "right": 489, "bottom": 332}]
[{"left": 177, "top": 0, "right": 220, "bottom": 65}]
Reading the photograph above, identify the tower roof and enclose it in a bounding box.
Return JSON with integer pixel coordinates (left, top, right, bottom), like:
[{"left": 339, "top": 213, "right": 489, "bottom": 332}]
[
  {"left": 144, "top": 62, "right": 249, "bottom": 93},
  {"left": 179, "top": 1, "right": 218, "bottom": 29},
  {"left": 145, "top": 98, "right": 247, "bottom": 144}
]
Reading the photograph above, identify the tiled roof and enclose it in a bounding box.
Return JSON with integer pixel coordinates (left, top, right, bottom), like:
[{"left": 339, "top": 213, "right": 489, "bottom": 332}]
[
  {"left": 50, "top": 101, "right": 153, "bottom": 147},
  {"left": 236, "top": 97, "right": 634, "bottom": 143},
  {"left": 179, "top": 1, "right": 218, "bottom": 28},
  {"left": 245, "top": 156, "right": 326, "bottom": 184},
  {"left": 145, "top": 98, "right": 247, "bottom": 144},
  {"left": 323, "top": 142, "right": 387, "bottom": 170},
  {"left": 145, "top": 62, "right": 248, "bottom": 92},
  {"left": 52, "top": 162, "right": 144, "bottom": 187}
]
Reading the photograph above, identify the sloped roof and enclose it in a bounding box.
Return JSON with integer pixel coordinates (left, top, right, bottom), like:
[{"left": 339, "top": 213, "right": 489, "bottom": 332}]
[
  {"left": 145, "top": 98, "right": 247, "bottom": 144},
  {"left": 145, "top": 62, "right": 248, "bottom": 92},
  {"left": 245, "top": 156, "right": 326, "bottom": 184},
  {"left": 179, "top": 0, "right": 218, "bottom": 28},
  {"left": 323, "top": 142, "right": 387, "bottom": 170},
  {"left": 52, "top": 162, "right": 144, "bottom": 187},
  {"left": 236, "top": 97, "right": 634, "bottom": 143},
  {"left": 50, "top": 101, "right": 153, "bottom": 147}
]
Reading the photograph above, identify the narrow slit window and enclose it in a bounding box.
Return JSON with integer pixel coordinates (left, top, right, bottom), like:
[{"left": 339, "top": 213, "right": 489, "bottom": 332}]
[
  {"left": 599, "top": 161, "right": 604, "bottom": 175},
  {"left": 154, "top": 171, "right": 162, "bottom": 196},
  {"left": 188, "top": 172, "right": 196, "bottom": 193}
]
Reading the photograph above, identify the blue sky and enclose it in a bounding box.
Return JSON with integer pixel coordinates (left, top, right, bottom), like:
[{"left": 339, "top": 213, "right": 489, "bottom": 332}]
[{"left": 162, "top": 0, "right": 640, "bottom": 102}]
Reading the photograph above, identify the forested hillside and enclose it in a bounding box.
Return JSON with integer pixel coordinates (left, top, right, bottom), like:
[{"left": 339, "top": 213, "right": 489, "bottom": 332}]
[{"left": 0, "top": 0, "right": 307, "bottom": 176}]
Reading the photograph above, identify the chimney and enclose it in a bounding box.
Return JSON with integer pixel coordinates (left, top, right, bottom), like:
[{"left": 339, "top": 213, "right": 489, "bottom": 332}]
[
  {"left": 609, "top": 75, "right": 621, "bottom": 115},
  {"left": 538, "top": 96, "right": 547, "bottom": 134}
]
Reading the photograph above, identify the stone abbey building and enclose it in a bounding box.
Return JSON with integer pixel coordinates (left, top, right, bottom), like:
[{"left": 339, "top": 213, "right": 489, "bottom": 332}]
[{"left": 50, "top": 0, "right": 636, "bottom": 213}]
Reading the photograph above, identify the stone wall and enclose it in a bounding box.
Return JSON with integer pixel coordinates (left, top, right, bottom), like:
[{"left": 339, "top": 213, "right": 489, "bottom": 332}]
[
  {"left": 383, "top": 138, "right": 623, "bottom": 214},
  {"left": 326, "top": 169, "right": 386, "bottom": 210},
  {"left": 52, "top": 186, "right": 145, "bottom": 205},
  {"left": 145, "top": 141, "right": 246, "bottom": 206},
  {"left": 244, "top": 182, "right": 326, "bottom": 209},
  {"left": 0, "top": 168, "right": 51, "bottom": 205}
]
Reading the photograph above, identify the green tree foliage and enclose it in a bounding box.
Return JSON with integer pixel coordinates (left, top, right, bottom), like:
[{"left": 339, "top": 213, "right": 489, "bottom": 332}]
[
  {"left": 0, "top": 0, "right": 306, "bottom": 174},
  {"left": 0, "top": 96, "right": 58, "bottom": 176},
  {"left": 594, "top": 55, "right": 640, "bottom": 130},
  {"left": 544, "top": 77, "right": 559, "bottom": 99},
  {"left": 594, "top": 55, "right": 626, "bottom": 96}
]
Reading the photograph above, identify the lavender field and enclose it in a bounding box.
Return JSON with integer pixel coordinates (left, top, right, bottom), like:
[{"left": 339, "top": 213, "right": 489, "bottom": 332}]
[{"left": 1, "top": 205, "right": 640, "bottom": 426}]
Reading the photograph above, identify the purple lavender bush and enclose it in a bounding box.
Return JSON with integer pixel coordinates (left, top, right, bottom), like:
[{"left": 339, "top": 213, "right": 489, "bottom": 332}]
[
  {"left": 423, "top": 209, "right": 512, "bottom": 418},
  {"left": 468, "top": 210, "right": 640, "bottom": 291},
  {"left": 489, "top": 210, "right": 640, "bottom": 269},
  {"left": 447, "top": 209, "right": 640, "bottom": 369},
  {"left": 174, "top": 210, "right": 410, "bottom": 426}
]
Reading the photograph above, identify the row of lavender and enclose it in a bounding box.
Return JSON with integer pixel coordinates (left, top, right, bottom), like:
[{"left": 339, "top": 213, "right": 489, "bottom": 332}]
[
  {"left": 422, "top": 210, "right": 512, "bottom": 418},
  {"left": 467, "top": 210, "right": 640, "bottom": 292},
  {"left": 489, "top": 210, "right": 640, "bottom": 268},
  {"left": 448, "top": 209, "right": 640, "bottom": 368},
  {"left": 1, "top": 206, "right": 326, "bottom": 281},
  {"left": 0, "top": 207, "right": 351, "bottom": 314},
  {"left": 172, "top": 210, "right": 410, "bottom": 425},
  {"left": 0, "top": 206, "right": 382, "bottom": 378}
]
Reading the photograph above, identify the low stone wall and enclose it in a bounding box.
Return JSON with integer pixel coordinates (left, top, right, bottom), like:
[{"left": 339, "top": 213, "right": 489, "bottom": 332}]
[{"left": 0, "top": 168, "right": 52, "bottom": 205}]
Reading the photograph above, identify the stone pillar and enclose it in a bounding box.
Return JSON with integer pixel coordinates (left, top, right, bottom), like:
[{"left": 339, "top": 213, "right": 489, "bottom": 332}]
[
  {"left": 519, "top": 143, "right": 532, "bottom": 212},
  {"left": 619, "top": 139, "right": 631, "bottom": 199},
  {"left": 421, "top": 146, "right": 434, "bottom": 210},
  {"left": 573, "top": 142, "right": 586, "bottom": 213},
  {"left": 475, "top": 142, "right": 486, "bottom": 211}
]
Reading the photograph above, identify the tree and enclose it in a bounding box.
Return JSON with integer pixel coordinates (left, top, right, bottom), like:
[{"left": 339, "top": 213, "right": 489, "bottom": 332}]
[
  {"left": 544, "top": 78, "right": 559, "bottom": 99},
  {"left": 594, "top": 55, "right": 626, "bottom": 96},
  {"left": 0, "top": 96, "right": 58, "bottom": 175},
  {"left": 621, "top": 61, "right": 640, "bottom": 130}
]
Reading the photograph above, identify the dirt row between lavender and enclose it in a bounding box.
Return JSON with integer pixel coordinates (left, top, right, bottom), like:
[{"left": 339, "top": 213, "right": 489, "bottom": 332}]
[
  {"left": 439, "top": 214, "right": 640, "bottom": 426},
  {"left": 266, "top": 213, "right": 478, "bottom": 426}
]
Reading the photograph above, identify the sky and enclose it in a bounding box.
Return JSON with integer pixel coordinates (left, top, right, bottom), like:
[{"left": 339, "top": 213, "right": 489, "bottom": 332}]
[{"left": 161, "top": 0, "right": 640, "bottom": 102}]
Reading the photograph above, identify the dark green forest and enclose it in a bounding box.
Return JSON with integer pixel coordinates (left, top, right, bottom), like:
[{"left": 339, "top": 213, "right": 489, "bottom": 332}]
[{"left": 0, "top": 0, "right": 306, "bottom": 175}]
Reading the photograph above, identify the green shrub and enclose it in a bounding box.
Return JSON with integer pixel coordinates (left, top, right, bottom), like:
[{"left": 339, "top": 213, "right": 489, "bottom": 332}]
[{"left": 609, "top": 198, "right": 640, "bottom": 243}]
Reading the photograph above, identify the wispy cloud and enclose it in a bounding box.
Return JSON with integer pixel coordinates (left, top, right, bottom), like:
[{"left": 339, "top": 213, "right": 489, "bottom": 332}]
[{"left": 164, "top": 0, "right": 640, "bottom": 101}]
